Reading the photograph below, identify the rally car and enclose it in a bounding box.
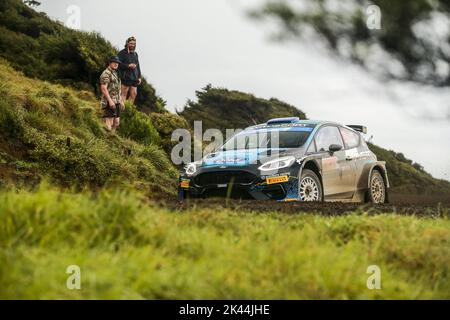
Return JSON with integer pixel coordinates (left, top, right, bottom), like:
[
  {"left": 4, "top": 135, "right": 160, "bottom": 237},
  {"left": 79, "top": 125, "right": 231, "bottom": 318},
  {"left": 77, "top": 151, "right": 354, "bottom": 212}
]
[{"left": 178, "top": 118, "right": 389, "bottom": 203}]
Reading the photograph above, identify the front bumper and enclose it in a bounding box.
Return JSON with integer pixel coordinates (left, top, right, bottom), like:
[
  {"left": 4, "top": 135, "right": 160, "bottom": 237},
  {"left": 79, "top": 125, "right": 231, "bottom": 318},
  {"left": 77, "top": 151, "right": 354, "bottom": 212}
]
[{"left": 178, "top": 165, "right": 301, "bottom": 201}]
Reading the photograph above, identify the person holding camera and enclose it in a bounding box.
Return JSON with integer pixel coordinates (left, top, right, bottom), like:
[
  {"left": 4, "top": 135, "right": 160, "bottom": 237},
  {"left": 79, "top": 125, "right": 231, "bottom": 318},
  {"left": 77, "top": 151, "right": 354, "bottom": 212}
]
[
  {"left": 118, "top": 36, "right": 142, "bottom": 104},
  {"left": 100, "top": 56, "right": 124, "bottom": 132}
]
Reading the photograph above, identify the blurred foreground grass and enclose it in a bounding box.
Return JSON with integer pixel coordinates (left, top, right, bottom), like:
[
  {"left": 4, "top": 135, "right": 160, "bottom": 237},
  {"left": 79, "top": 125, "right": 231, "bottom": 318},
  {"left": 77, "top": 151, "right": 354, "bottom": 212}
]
[{"left": 0, "top": 186, "right": 449, "bottom": 299}]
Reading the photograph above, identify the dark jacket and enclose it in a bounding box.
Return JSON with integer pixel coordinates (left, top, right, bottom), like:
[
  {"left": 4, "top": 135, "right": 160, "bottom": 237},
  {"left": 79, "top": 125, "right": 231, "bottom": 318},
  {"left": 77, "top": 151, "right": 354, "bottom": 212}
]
[{"left": 117, "top": 48, "right": 141, "bottom": 83}]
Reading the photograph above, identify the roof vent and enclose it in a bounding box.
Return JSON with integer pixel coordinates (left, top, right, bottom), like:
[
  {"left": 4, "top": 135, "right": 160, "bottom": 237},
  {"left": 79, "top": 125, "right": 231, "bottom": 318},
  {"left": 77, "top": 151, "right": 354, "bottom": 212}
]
[{"left": 266, "top": 117, "right": 300, "bottom": 125}]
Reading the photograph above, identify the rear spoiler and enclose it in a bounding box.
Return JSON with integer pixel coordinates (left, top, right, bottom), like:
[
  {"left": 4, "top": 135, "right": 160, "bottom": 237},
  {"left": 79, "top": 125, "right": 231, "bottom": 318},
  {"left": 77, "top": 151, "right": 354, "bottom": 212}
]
[{"left": 346, "top": 125, "right": 367, "bottom": 134}]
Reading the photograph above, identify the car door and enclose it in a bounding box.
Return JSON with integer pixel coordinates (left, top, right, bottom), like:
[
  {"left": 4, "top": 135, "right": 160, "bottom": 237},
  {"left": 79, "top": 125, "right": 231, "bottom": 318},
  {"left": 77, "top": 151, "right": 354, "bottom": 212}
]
[
  {"left": 339, "top": 126, "right": 363, "bottom": 192},
  {"left": 314, "top": 125, "right": 356, "bottom": 199}
]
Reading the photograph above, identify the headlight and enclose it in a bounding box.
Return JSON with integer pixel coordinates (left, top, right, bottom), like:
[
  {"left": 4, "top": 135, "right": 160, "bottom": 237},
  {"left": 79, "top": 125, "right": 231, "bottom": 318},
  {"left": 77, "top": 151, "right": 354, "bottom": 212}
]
[
  {"left": 258, "top": 156, "right": 296, "bottom": 171},
  {"left": 185, "top": 163, "right": 197, "bottom": 175}
]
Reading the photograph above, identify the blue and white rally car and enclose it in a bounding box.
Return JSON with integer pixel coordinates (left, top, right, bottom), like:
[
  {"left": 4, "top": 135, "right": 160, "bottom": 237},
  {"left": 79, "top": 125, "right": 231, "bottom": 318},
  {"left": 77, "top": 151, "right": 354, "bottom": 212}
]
[{"left": 179, "top": 118, "right": 389, "bottom": 203}]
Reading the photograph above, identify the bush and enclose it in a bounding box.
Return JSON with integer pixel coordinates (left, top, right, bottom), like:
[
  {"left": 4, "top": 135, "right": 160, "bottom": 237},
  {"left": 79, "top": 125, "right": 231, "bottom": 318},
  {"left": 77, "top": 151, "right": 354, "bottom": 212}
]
[
  {"left": 0, "top": 99, "right": 26, "bottom": 139},
  {"left": 26, "top": 129, "right": 120, "bottom": 187},
  {"left": 150, "top": 112, "right": 189, "bottom": 153},
  {"left": 118, "top": 103, "right": 161, "bottom": 146}
]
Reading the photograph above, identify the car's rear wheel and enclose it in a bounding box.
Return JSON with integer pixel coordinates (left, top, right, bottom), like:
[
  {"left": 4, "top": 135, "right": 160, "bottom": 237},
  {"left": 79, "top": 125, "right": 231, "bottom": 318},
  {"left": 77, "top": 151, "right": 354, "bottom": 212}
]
[
  {"left": 368, "top": 170, "right": 386, "bottom": 204},
  {"left": 298, "top": 169, "right": 323, "bottom": 202}
]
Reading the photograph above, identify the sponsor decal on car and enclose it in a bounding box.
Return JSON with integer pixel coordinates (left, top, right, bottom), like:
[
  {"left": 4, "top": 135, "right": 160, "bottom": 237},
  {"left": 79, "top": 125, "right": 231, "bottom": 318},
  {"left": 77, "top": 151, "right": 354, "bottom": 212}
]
[
  {"left": 266, "top": 175, "right": 289, "bottom": 185},
  {"left": 180, "top": 180, "right": 190, "bottom": 189}
]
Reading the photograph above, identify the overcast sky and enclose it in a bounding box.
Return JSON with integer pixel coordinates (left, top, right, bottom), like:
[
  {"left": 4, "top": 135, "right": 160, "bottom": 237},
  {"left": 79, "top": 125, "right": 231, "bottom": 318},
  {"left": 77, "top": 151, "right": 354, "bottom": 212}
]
[{"left": 39, "top": 0, "right": 450, "bottom": 181}]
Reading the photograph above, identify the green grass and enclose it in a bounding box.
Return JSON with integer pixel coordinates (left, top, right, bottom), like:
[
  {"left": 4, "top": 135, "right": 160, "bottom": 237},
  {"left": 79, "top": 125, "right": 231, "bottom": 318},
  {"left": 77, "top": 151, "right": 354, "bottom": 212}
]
[
  {"left": 0, "top": 0, "right": 164, "bottom": 113},
  {"left": 0, "top": 0, "right": 448, "bottom": 301},
  {"left": 0, "top": 59, "right": 178, "bottom": 196},
  {"left": 0, "top": 186, "right": 449, "bottom": 299}
]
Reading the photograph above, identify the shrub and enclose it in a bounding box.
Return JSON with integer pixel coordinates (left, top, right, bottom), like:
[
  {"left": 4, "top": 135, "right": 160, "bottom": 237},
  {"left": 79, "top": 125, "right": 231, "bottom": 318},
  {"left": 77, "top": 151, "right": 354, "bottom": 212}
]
[
  {"left": 118, "top": 103, "right": 161, "bottom": 146},
  {"left": 0, "top": 99, "right": 26, "bottom": 139},
  {"left": 26, "top": 129, "right": 120, "bottom": 188},
  {"left": 150, "top": 112, "right": 189, "bottom": 153}
]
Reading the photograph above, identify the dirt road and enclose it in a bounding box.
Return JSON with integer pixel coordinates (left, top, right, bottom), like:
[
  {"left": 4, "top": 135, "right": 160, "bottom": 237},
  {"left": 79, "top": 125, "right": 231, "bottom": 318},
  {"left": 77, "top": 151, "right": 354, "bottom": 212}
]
[{"left": 168, "top": 193, "right": 450, "bottom": 216}]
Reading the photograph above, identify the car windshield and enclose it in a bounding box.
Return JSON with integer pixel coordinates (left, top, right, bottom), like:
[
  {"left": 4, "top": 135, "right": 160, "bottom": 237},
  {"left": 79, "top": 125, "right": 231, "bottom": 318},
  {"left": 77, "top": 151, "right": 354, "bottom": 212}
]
[{"left": 221, "top": 127, "right": 313, "bottom": 150}]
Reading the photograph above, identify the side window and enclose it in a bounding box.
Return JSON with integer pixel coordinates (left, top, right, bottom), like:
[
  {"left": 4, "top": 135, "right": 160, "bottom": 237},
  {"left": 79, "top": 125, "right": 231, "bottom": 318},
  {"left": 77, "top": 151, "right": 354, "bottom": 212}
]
[
  {"left": 314, "top": 126, "right": 344, "bottom": 152},
  {"left": 306, "top": 140, "right": 316, "bottom": 153},
  {"left": 339, "top": 127, "right": 360, "bottom": 149}
]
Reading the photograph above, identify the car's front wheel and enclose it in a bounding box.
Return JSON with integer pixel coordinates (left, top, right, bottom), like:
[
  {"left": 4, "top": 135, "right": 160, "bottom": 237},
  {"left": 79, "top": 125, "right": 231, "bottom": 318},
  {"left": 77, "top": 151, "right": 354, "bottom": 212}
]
[
  {"left": 298, "top": 169, "right": 323, "bottom": 202},
  {"left": 367, "top": 170, "right": 386, "bottom": 204}
]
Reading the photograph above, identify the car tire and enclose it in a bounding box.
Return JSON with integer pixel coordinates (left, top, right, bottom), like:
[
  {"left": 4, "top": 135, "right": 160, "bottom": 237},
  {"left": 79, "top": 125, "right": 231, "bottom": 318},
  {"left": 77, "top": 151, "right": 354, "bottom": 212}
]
[
  {"left": 367, "top": 170, "right": 386, "bottom": 204},
  {"left": 298, "top": 169, "right": 323, "bottom": 202}
]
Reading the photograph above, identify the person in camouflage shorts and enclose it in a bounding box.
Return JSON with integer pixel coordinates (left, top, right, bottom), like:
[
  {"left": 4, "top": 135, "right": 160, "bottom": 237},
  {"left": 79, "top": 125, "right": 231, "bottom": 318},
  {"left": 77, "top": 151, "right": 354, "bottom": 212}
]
[{"left": 100, "top": 56, "right": 124, "bottom": 132}]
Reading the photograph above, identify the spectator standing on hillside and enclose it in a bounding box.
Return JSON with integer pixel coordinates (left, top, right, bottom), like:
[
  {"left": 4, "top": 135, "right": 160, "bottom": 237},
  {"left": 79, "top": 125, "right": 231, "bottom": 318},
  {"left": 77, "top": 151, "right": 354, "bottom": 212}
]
[
  {"left": 100, "top": 56, "right": 124, "bottom": 132},
  {"left": 118, "top": 36, "right": 142, "bottom": 104}
]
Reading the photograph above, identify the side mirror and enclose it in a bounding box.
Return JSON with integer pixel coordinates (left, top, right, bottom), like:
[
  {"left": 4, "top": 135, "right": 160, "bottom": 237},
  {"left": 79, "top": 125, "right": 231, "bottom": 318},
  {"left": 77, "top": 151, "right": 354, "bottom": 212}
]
[{"left": 328, "top": 144, "right": 342, "bottom": 154}]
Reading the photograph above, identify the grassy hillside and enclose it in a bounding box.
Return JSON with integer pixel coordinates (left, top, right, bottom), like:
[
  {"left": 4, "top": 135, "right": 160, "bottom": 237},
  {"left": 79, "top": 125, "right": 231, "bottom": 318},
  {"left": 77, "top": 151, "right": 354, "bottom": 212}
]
[
  {"left": 0, "top": 0, "right": 163, "bottom": 113},
  {"left": 180, "top": 85, "right": 450, "bottom": 196},
  {"left": 0, "top": 59, "right": 177, "bottom": 197},
  {"left": 369, "top": 143, "right": 450, "bottom": 195},
  {"left": 1, "top": 186, "right": 449, "bottom": 299},
  {"left": 180, "top": 85, "right": 306, "bottom": 130}
]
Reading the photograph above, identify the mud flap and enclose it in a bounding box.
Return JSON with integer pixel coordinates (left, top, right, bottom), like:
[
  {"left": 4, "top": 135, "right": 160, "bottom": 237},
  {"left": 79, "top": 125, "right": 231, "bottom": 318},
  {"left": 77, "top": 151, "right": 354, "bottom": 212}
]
[{"left": 281, "top": 177, "right": 300, "bottom": 201}]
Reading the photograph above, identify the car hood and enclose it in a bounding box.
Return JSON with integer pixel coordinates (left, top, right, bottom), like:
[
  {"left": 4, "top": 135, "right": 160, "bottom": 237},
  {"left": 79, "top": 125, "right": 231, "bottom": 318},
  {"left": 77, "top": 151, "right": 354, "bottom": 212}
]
[{"left": 201, "top": 148, "right": 304, "bottom": 168}]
